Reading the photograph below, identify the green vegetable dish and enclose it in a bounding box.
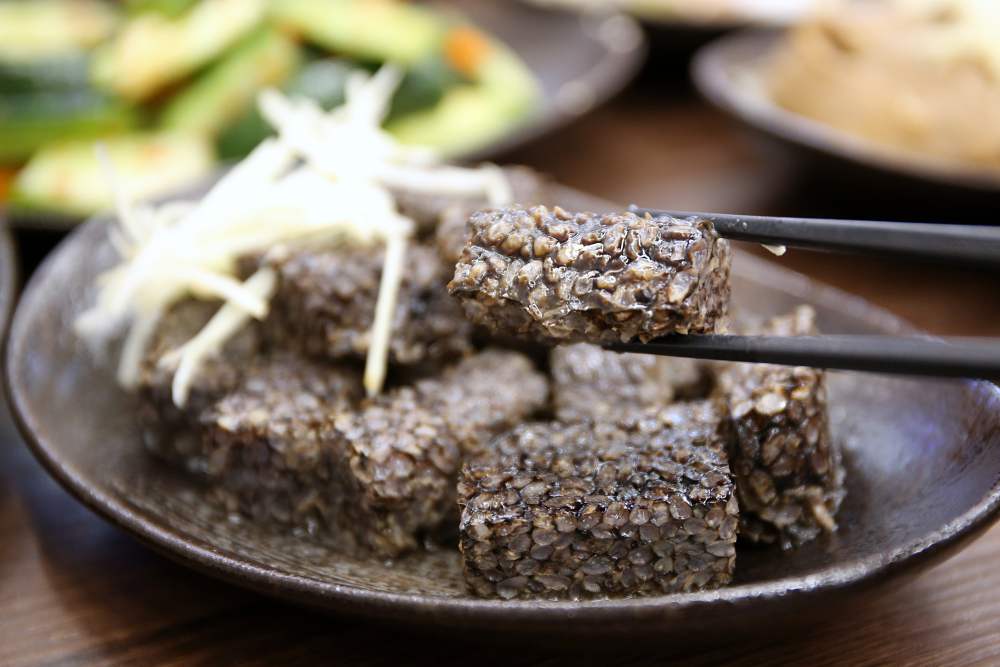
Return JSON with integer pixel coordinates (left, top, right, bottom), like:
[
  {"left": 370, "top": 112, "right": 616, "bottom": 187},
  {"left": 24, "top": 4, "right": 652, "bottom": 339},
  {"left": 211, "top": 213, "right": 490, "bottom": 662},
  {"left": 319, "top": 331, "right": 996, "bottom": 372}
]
[{"left": 0, "top": 0, "right": 541, "bottom": 217}]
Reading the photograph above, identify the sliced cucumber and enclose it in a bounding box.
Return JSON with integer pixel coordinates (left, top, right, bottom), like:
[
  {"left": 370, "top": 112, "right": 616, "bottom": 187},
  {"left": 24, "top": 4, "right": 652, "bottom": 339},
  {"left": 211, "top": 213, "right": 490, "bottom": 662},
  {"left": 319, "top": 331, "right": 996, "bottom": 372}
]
[
  {"left": 290, "top": 59, "right": 353, "bottom": 108},
  {"left": 215, "top": 50, "right": 458, "bottom": 159},
  {"left": 124, "top": 0, "right": 200, "bottom": 18},
  {"left": 0, "top": 90, "right": 135, "bottom": 163},
  {"left": 387, "top": 42, "right": 540, "bottom": 157},
  {"left": 387, "top": 55, "right": 462, "bottom": 122},
  {"left": 161, "top": 27, "right": 299, "bottom": 138},
  {"left": 0, "top": 54, "right": 92, "bottom": 94},
  {"left": 92, "top": 0, "right": 266, "bottom": 101},
  {"left": 0, "top": 0, "right": 118, "bottom": 62},
  {"left": 270, "top": 0, "right": 445, "bottom": 65},
  {"left": 216, "top": 58, "right": 353, "bottom": 160},
  {"left": 10, "top": 133, "right": 213, "bottom": 216}
]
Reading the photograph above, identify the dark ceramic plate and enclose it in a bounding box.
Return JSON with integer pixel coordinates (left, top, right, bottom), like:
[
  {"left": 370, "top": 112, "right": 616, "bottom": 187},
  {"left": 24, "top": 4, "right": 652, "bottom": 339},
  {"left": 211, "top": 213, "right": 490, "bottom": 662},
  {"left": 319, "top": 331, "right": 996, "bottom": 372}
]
[
  {"left": 0, "top": 218, "right": 15, "bottom": 341},
  {"left": 8, "top": 0, "right": 645, "bottom": 231},
  {"left": 692, "top": 31, "right": 1000, "bottom": 206},
  {"left": 525, "top": 1, "right": 795, "bottom": 57},
  {"left": 636, "top": 10, "right": 794, "bottom": 32},
  {"left": 631, "top": 2, "right": 808, "bottom": 50},
  {"left": 6, "top": 183, "right": 1000, "bottom": 640}
]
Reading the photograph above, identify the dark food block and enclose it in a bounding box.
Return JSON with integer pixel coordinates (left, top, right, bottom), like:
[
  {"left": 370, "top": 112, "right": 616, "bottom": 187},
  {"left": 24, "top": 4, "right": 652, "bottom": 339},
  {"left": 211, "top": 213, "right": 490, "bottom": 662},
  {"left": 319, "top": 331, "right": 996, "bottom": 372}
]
[
  {"left": 264, "top": 244, "right": 472, "bottom": 365},
  {"left": 433, "top": 167, "right": 552, "bottom": 268},
  {"left": 716, "top": 306, "right": 845, "bottom": 549},
  {"left": 326, "top": 387, "right": 461, "bottom": 556},
  {"left": 325, "top": 350, "right": 549, "bottom": 556},
  {"left": 448, "top": 206, "right": 731, "bottom": 345},
  {"left": 200, "top": 352, "right": 363, "bottom": 539},
  {"left": 137, "top": 300, "right": 261, "bottom": 470},
  {"left": 397, "top": 165, "right": 549, "bottom": 236},
  {"left": 459, "top": 402, "right": 737, "bottom": 600},
  {"left": 551, "top": 343, "right": 708, "bottom": 423},
  {"left": 415, "top": 348, "right": 549, "bottom": 457},
  {"left": 142, "top": 324, "right": 545, "bottom": 557}
]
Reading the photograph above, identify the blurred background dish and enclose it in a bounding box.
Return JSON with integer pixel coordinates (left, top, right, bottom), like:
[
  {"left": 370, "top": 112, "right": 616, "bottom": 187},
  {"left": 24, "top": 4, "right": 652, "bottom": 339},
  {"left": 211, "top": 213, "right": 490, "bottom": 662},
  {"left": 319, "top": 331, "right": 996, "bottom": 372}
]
[
  {"left": 0, "top": 0, "right": 645, "bottom": 228},
  {"left": 692, "top": 4, "right": 1000, "bottom": 215},
  {"left": 769, "top": 1, "right": 1000, "bottom": 178},
  {"left": 525, "top": 0, "right": 818, "bottom": 77},
  {"left": 529, "top": 0, "right": 818, "bottom": 28}
]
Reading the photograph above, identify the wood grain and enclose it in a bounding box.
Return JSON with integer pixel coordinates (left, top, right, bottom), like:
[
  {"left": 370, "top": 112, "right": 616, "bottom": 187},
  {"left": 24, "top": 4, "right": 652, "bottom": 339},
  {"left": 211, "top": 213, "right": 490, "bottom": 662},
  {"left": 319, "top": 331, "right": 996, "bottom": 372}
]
[{"left": 2, "top": 76, "right": 999, "bottom": 666}]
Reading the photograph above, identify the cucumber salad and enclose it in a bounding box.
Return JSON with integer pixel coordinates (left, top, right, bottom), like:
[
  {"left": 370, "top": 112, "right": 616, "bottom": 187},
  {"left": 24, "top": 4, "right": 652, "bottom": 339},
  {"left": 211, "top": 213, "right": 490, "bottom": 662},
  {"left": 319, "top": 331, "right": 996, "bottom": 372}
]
[{"left": 0, "top": 0, "right": 540, "bottom": 216}]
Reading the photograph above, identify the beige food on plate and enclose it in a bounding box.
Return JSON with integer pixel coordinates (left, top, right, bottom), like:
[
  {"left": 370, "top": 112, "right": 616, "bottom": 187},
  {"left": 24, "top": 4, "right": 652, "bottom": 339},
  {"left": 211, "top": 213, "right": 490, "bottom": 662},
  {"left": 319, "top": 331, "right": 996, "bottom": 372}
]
[{"left": 767, "top": 0, "right": 1000, "bottom": 174}]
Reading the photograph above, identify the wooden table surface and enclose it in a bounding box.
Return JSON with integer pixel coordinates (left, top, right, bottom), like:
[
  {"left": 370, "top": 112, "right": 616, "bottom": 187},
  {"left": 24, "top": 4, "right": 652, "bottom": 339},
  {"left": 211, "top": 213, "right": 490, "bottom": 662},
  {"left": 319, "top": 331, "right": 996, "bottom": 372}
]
[{"left": 3, "top": 56, "right": 1000, "bottom": 666}]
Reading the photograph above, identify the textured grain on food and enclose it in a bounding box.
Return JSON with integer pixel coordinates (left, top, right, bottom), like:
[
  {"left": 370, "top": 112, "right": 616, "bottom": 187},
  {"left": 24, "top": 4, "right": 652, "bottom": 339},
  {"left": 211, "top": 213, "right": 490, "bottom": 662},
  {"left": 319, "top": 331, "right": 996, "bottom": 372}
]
[
  {"left": 715, "top": 306, "right": 845, "bottom": 549},
  {"left": 137, "top": 300, "right": 261, "bottom": 471},
  {"left": 459, "top": 401, "right": 737, "bottom": 600},
  {"left": 551, "top": 343, "right": 709, "bottom": 422},
  {"left": 200, "top": 353, "right": 364, "bottom": 543},
  {"left": 433, "top": 167, "right": 552, "bottom": 268},
  {"left": 260, "top": 244, "right": 472, "bottom": 365},
  {"left": 324, "top": 349, "right": 549, "bottom": 555},
  {"left": 448, "top": 206, "right": 731, "bottom": 344}
]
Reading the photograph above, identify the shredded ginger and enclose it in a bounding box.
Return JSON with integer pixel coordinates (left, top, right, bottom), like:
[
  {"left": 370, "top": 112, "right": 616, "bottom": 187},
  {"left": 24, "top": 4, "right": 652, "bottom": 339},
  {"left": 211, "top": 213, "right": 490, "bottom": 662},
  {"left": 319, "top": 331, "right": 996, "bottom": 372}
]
[{"left": 76, "top": 65, "right": 512, "bottom": 405}]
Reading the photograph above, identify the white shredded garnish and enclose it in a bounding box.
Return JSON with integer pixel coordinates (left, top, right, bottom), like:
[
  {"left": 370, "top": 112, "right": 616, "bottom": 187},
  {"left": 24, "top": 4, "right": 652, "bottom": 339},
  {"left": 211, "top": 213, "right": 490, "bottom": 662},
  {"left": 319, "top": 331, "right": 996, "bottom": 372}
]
[
  {"left": 363, "top": 233, "right": 407, "bottom": 397},
  {"left": 78, "top": 65, "right": 513, "bottom": 405},
  {"left": 159, "top": 268, "right": 277, "bottom": 406},
  {"left": 116, "top": 305, "right": 163, "bottom": 388}
]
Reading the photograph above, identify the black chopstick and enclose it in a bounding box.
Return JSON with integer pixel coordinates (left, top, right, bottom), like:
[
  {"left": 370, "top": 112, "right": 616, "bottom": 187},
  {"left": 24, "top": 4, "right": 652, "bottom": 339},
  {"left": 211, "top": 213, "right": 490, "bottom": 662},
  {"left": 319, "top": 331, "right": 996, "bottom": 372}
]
[
  {"left": 609, "top": 335, "right": 1000, "bottom": 380},
  {"left": 629, "top": 207, "right": 1000, "bottom": 267}
]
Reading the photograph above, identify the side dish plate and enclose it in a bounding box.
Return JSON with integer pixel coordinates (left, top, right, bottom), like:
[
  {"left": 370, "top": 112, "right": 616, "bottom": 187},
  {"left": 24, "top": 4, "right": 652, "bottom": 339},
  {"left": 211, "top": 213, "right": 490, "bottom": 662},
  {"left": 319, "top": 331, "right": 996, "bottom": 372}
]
[
  {"left": 692, "top": 31, "right": 1000, "bottom": 207},
  {"left": 449, "top": 0, "right": 646, "bottom": 162},
  {"left": 9, "top": 0, "right": 645, "bottom": 231},
  {"left": 6, "top": 182, "right": 1000, "bottom": 639}
]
